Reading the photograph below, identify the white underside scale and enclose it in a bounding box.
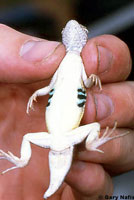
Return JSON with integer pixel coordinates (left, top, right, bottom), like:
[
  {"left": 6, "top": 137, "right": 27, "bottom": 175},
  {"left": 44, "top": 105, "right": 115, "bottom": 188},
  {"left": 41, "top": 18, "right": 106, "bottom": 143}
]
[{"left": 0, "top": 20, "right": 129, "bottom": 199}]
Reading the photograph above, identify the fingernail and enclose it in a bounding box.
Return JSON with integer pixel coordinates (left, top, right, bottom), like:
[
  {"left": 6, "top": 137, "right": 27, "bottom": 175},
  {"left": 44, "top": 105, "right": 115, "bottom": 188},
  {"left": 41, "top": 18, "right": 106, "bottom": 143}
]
[
  {"left": 97, "top": 46, "right": 113, "bottom": 73},
  {"left": 20, "top": 40, "right": 60, "bottom": 62},
  {"left": 94, "top": 94, "right": 114, "bottom": 121}
]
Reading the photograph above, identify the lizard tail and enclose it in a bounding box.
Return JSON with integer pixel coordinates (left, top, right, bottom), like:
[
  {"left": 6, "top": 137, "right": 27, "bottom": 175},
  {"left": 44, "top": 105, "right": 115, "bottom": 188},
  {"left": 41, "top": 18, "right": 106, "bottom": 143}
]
[{"left": 43, "top": 146, "right": 74, "bottom": 199}]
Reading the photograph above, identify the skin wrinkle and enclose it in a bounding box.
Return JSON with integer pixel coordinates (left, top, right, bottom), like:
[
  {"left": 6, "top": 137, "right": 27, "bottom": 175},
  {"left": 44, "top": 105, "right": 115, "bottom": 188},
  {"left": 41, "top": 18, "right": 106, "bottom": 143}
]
[
  {"left": 105, "top": 82, "right": 134, "bottom": 128},
  {"left": 94, "top": 42, "right": 99, "bottom": 74},
  {"left": 121, "top": 131, "right": 134, "bottom": 166},
  {"left": 84, "top": 35, "right": 131, "bottom": 83},
  {"left": 0, "top": 28, "right": 65, "bottom": 83},
  {"left": 96, "top": 44, "right": 113, "bottom": 75},
  {"left": 24, "top": 44, "right": 65, "bottom": 81},
  {"left": 82, "top": 90, "right": 97, "bottom": 124},
  {"left": 89, "top": 82, "right": 134, "bottom": 128},
  {"left": 83, "top": 86, "right": 114, "bottom": 125},
  {"left": 83, "top": 42, "right": 114, "bottom": 124},
  {"left": 125, "top": 82, "right": 134, "bottom": 128},
  {"left": 95, "top": 92, "right": 114, "bottom": 123},
  {"left": 96, "top": 44, "right": 100, "bottom": 74},
  {"left": 42, "top": 43, "right": 64, "bottom": 63},
  {"left": 92, "top": 91, "right": 98, "bottom": 122},
  {"left": 85, "top": 87, "right": 114, "bottom": 124},
  {"left": 82, "top": 40, "right": 98, "bottom": 76}
]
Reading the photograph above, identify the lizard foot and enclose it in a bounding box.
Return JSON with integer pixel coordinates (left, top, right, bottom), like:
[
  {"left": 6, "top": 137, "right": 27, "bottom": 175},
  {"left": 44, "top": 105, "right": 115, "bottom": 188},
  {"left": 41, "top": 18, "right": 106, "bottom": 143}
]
[
  {"left": 89, "top": 74, "right": 102, "bottom": 90},
  {"left": 86, "top": 122, "right": 129, "bottom": 152},
  {"left": 0, "top": 150, "right": 27, "bottom": 174},
  {"left": 26, "top": 93, "right": 37, "bottom": 113}
]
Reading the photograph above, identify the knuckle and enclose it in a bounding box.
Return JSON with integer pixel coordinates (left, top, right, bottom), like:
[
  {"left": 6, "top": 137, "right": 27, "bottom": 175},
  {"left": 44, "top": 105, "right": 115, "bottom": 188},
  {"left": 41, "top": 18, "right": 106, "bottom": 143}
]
[
  {"left": 84, "top": 164, "right": 105, "bottom": 196},
  {"left": 0, "top": 23, "right": 10, "bottom": 31},
  {"left": 92, "top": 165, "right": 105, "bottom": 191}
]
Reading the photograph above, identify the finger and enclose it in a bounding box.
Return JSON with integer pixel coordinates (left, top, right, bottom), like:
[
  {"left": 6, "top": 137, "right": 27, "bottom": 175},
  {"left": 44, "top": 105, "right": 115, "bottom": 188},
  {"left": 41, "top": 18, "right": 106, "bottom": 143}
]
[
  {"left": 66, "top": 161, "right": 113, "bottom": 200},
  {"left": 0, "top": 24, "right": 65, "bottom": 83},
  {"left": 77, "top": 128, "right": 134, "bottom": 175},
  {"left": 82, "top": 35, "right": 132, "bottom": 83},
  {"left": 83, "top": 82, "right": 134, "bottom": 127}
]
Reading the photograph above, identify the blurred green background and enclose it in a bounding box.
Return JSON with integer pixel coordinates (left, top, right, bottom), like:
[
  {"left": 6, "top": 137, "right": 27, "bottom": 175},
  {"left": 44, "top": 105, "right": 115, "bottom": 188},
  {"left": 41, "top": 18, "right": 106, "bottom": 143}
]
[{"left": 0, "top": 0, "right": 133, "bottom": 78}]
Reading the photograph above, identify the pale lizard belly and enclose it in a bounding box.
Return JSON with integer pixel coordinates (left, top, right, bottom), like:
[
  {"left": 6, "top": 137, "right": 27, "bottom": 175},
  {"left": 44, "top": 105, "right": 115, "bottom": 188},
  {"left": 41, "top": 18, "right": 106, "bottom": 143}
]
[
  {"left": 45, "top": 52, "right": 86, "bottom": 135},
  {"left": 45, "top": 80, "right": 86, "bottom": 135}
]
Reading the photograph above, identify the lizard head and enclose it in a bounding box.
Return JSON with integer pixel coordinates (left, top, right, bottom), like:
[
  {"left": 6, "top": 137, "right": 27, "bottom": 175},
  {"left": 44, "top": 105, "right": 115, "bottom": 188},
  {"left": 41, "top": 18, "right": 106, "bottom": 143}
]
[{"left": 62, "top": 20, "right": 88, "bottom": 53}]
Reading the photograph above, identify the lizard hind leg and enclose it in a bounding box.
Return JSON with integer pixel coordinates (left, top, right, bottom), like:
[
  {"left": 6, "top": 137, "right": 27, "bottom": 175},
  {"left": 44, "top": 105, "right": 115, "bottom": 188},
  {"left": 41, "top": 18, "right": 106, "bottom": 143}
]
[
  {"left": 0, "top": 150, "right": 21, "bottom": 174},
  {"left": 85, "top": 122, "right": 129, "bottom": 152},
  {"left": 0, "top": 131, "right": 52, "bottom": 175},
  {"left": 0, "top": 138, "right": 32, "bottom": 175}
]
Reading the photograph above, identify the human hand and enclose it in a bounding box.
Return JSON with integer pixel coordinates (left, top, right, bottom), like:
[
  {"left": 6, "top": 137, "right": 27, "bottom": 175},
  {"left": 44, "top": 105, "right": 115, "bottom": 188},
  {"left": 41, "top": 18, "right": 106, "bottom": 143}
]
[
  {"left": 66, "top": 35, "right": 133, "bottom": 199},
  {"left": 0, "top": 24, "right": 65, "bottom": 200},
  {"left": 0, "top": 24, "right": 132, "bottom": 200}
]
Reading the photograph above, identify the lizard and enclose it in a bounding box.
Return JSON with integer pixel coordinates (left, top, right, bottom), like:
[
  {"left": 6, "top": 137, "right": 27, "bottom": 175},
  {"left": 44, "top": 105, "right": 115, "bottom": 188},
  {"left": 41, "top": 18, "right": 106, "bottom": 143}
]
[{"left": 0, "top": 20, "right": 128, "bottom": 199}]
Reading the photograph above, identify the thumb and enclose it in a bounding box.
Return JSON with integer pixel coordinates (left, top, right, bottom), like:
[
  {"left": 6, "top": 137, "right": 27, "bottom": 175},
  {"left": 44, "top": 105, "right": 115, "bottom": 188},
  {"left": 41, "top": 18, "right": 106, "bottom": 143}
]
[{"left": 0, "top": 24, "right": 65, "bottom": 83}]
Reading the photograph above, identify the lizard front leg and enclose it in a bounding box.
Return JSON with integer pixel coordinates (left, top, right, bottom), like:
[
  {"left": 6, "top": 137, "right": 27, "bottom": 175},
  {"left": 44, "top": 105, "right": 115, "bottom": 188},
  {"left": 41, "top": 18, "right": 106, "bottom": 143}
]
[
  {"left": 27, "top": 70, "right": 58, "bottom": 113},
  {"left": 82, "top": 64, "right": 102, "bottom": 89},
  {"left": 0, "top": 132, "right": 51, "bottom": 174}
]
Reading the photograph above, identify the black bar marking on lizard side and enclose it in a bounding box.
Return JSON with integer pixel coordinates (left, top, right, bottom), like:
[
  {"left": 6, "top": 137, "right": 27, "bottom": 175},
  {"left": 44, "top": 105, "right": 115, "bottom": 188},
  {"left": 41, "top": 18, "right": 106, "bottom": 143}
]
[
  {"left": 78, "top": 94, "right": 86, "bottom": 100},
  {"left": 78, "top": 101, "right": 86, "bottom": 107},
  {"left": 77, "top": 88, "right": 87, "bottom": 108},
  {"left": 46, "top": 88, "right": 55, "bottom": 107},
  {"left": 77, "top": 88, "right": 86, "bottom": 94}
]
